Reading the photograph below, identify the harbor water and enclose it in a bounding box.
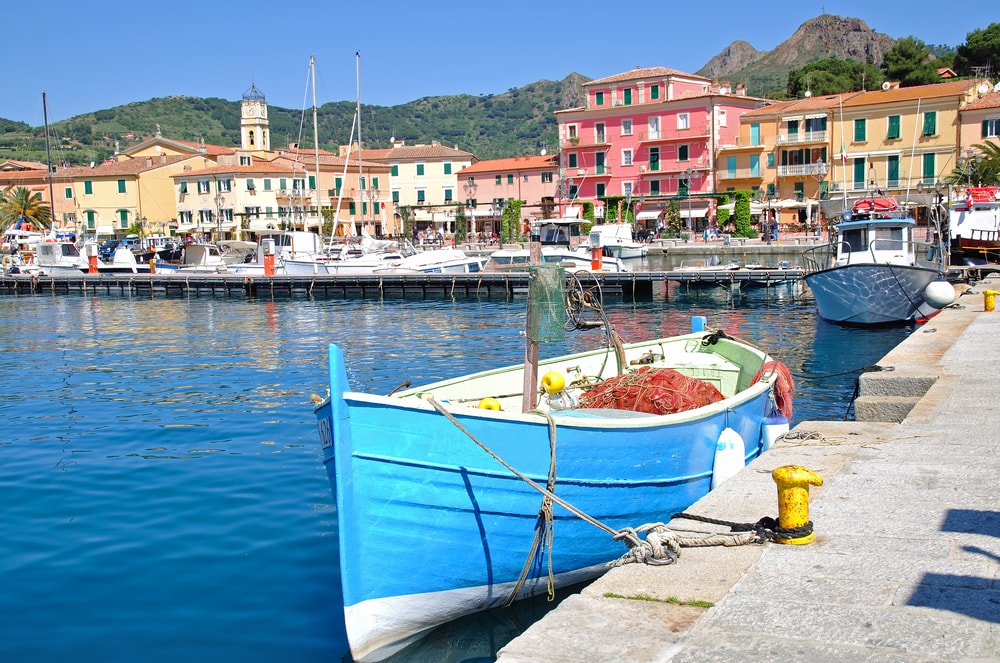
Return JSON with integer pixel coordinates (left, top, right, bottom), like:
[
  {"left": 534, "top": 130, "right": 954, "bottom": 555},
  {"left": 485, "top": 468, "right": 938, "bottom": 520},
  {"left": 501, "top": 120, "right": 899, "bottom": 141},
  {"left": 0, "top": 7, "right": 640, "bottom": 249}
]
[{"left": 0, "top": 286, "right": 912, "bottom": 662}]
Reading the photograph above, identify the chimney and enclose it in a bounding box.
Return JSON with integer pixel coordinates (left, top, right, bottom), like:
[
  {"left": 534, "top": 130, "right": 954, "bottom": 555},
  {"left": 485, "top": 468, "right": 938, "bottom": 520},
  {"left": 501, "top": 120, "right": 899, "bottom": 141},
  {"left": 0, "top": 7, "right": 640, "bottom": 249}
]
[
  {"left": 735, "top": 83, "right": 747, "bottom": 96},
  {"left": 146, "top": 157, "right": 153, "bottom": 167},
  {"left": 160, "top": 153, "right": 166, "bottom": 164}
]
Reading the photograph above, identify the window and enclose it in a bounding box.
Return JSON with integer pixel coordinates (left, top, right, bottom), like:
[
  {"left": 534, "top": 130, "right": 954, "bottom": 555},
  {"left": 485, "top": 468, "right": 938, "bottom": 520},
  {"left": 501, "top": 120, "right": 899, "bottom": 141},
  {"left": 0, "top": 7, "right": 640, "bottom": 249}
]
[
  {"left": 349, "top": 202, "right": 356, "bottom": 215},
  {"left": 853, "top": 118, "right": 866, "bottom": 142},
  {"left": 279, "top": 178, "right": 287, "bottom": 190},
  {"left": 649, "top": 85, "right": 659, "bottom": 100},
  {"left": 595, "top": 91, "right": 604, "bottom": 106},
  {"left": 648, "top": 116, "right": 660, "bottom": 139},
  {"left": 246, "top": 179, "right": 255, "bottom": 190},
  {"left": 677, "top": 113, "right": 689, "bottom": 130},
  {"left": 444, "top": 188, "right": 453, "bottom": 202},
  {"left": 595, "top": 183, "right": 605, "bottom": 197},
  {"left": 359, "top": 177, "right": 366, "bottom": 190},
  {"left": 595, "top": 152, "right": 605, "bottom": 174},
  {"left": 595, "top": 122, "right": 605, "bottom": 143},
  {"left": 64, "top": 187, "right": 73, "bottom": 199},
  {"left": 887, "top": 155, "right": 900, "bottom": 187},
  {"left": 416, "top": 190, "right": 426, "bottom": 203},
  {"left": 750, "top": 123, "right": 760, "bottom": 146},
  {"left": 265, "top": 206, "right": 274, "bottom": 218},
  {"left": 767, "top": 153, "right": 775, "bottom": 168},
  {"left": 983, "top": 119, "right": 1000, "bottom": 138},
  {"left": 649, "top": 180, "right": 660, "bottom": 195},
  {"left": 541, "top": 172, "right": 553, "bottom": 183},
  {"left": 443, "top": 162, "right": 452, "bottom": 175},
  {"left": 308, "top": 175, "right": 316, "bottom": 189},
  {"left": 263, "top": 178, "right": 271, "bottom": 191},
  {"left": 198, "top": 180, "right": 210, "bottom": 194},
  {"left": 648, "top": 147, "right": 659, "bottom": 172},
  {"left": 718, "top": 108, "right": 727, "bottom": 128},
  {"left": 416, "top": 163, "right": 425, "bottom": 176},
  {"left": 495, "top": 175, "right": 502, "bottom": 185},
  {"left": 623, "top": 181, "right": 633, "bottom": 197},
  {"left": 334, "top": 177, "right": 342, "bottom": 192},
  {"left": 372, "top": 177, "right": 379, "bottom": 190},
  {"left": 568, "top": 184, "right": 578, "bottom": 199},
  {"left": 392, "top": 190, "right": 400, "bottom": 203},
  {"left": 622, "top": 149, "right": 633, "bottom": 166},
  {"left": 84, "top": 180, "right": 93, "bottom": 195},
  {"left": 179, "top": 181, "right": 188, "bottom": 194},
  {"left": 119, "top": 210, "right": 128, "bottom": 223},
  {"left": 117, "top": 179, "right": 126, "bottom": 194},
  {"left": 853, "top": 158, "right": 866, "bottom": 188},
  {"left": 623, "top": 88, "right": 632, "bottom": 105},
  {"left": 678, "top": 144, "right": 689, "bottom": 162},
  {"left": 922, "top": 111, "right": 937, "bottom": 136},
  {"left": 726, "top": 156, "right": 736, "bottom": 178},
  {"left": 507, "top": 174, "right": 514, "bottom": 185},
  {"left": 391, "top": 164, "right": 399, "bottom": 176},
  {"left": 219, "top": 179, "right": 232, "bottom": 193},
  {"left": 467, "top": 176, "right": 475, "bottom": 185},
  {"left": 568, "top": 153, "right": 578, "bottom": 168},
  {"left": 750, "top": 154, "right": 760, "bottom": 177},
  {"left": 84, "top": 210, "right": 96, "bottom": 227},
  {"left": 621, "top": 118, "right": 632, "bottom": 135},
  {"left": 887, "top": 115, "right": 901, "bottom": 140},
  {"left": 239, "top": 156, "right": 251, "bottom": 166},
  {"left": 292, "top": 178, "right": 306, "bottom": 190}
]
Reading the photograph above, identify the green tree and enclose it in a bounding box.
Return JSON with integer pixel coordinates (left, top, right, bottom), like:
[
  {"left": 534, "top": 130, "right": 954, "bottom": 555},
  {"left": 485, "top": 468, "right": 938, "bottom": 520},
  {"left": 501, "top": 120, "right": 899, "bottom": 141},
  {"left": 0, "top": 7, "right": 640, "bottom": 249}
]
[
  {"left": 0, "top": 185, "right": 51, "bottom": 230},
  {"left": 453, "top": 206, "right": 468, "bottom": 244},
  {"left": 500, "top": 200, "right": 524, "bottom": 243},
  {"left": 664, "top": 200, "right": 682, "bottom": 237},
  {"left": 882, "top": 37, "right": 940, "bottom": 87},
  {"left": 953, "top": 23, "right": 1000, "bottom": 76},
  {"left": 787, "top": 58, "right": 883, "bottom": 97},
  {"left": 733, "top": 191, "right": 753, "bottom": 238}
]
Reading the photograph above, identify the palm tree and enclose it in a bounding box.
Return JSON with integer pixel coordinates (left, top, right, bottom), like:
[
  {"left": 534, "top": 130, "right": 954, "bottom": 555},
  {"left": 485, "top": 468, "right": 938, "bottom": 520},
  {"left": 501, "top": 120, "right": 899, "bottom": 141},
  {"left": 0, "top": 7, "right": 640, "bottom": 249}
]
[{"left": 0, "top": 185, "right": 52, "bottom": 230}]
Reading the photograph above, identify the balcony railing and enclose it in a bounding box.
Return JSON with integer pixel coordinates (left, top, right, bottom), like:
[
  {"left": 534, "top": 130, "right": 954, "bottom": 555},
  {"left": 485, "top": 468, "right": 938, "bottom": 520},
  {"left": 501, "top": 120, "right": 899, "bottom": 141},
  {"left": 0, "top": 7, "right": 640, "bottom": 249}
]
[
  {"left": 718, "top": 168, "right": 763, "bottom": 181},
  {"left": 776, "top": 130, "right": 828, "bottom": 145},
  {"left": 777, "top": 163, "right": 829, "bottom": 177}
]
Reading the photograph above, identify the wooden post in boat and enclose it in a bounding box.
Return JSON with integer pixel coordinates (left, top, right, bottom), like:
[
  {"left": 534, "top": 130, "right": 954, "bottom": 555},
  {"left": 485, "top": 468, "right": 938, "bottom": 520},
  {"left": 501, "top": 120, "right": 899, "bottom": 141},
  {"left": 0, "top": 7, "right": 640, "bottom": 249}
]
[{"left": 522, "top": 242, "right": 543, "bottom": 412}]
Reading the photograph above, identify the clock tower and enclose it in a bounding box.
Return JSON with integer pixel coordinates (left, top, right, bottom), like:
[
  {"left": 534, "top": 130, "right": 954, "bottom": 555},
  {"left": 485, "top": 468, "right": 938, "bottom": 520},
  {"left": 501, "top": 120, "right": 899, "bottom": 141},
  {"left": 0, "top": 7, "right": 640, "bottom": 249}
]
[{"left": 240, "top": 84, "right": 270, "bottom": 153}]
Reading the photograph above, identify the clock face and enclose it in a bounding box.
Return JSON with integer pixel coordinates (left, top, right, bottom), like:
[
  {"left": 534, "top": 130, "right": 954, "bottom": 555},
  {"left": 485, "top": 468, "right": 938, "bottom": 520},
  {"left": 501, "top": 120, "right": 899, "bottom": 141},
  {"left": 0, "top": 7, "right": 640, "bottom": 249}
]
[{"left": 244, "top": 102, "right": 258, "bottom": 117}]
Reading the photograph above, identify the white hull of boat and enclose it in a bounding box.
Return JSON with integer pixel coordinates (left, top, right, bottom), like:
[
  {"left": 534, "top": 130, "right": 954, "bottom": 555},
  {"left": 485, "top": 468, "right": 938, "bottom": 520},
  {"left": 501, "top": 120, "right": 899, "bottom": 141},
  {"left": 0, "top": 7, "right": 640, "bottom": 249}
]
[{"left": 804, "top": 263, "right": 942, "bottom": 324}]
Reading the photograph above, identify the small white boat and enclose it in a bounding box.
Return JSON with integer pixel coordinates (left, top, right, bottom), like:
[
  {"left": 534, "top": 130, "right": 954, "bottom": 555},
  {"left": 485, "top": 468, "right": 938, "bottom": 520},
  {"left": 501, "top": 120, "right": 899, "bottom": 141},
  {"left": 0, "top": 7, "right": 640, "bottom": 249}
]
[
  {"left": 175, "top": 243, "right": 228, "bottom": 273},
  {"left": 489, "top": 219, "right": 628, "bottom": 273},
  {"left": 589, "top": 222, "right": 648, "bottom": 259},
  {"left": 35, "top": 240, "right": 89, "bottom": 276},
  {"left": 950, "top": 186, "right": 1000, "bottom": 263}
]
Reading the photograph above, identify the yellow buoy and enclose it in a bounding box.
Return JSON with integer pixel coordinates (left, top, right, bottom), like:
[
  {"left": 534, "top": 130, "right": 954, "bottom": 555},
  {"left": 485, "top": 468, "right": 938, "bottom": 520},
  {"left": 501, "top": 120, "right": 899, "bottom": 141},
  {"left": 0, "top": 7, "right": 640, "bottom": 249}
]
[
  {"left": 477, "top": 397, "right": 502, "bottom": 411},
  {"left": 540, "top": 371, "right": 565, "bottom": 394}
]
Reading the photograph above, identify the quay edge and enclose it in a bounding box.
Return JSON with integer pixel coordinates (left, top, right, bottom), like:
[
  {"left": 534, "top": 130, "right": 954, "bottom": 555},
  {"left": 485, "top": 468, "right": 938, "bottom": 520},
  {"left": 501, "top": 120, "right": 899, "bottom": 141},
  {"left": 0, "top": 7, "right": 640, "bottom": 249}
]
[{"left": 496, "top": 277, "right": 997, "bottom": 662}]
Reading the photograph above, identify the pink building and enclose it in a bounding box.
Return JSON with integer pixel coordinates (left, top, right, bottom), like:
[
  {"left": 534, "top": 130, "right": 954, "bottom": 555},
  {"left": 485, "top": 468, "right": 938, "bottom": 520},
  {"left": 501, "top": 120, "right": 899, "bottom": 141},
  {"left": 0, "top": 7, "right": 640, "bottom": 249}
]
[
  {"left": 456, "top": 154, "right": 560, "bottom": 234},
  {"left": 555, "top": 66, "right": 764, "bottom": 231}
]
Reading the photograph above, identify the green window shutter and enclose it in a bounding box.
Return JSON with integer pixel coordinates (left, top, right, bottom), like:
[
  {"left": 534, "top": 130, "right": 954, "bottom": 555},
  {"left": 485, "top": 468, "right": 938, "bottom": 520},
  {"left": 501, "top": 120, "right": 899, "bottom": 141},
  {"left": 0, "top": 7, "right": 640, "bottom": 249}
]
[
  {"left": 507, "top": 174, "right": 514, "bottom": 184},
  {"left": 360, "top": 177, "right": 366, "bottom": 190},
  {"left": 119, "top": 210, "right": 128, "bottom": 222},
  {"left": 624, "top": 89, "right": 632, "bottom": 105},
  {"left": 923, "top": 112, "right": 936, "bottom": 136},
  {"left": 444, "top": 163, "right": 451, "bottom": 175},
  {"left": 923, "top": 153, "right": 935, "bottom": 179},
  {"left": 263, "top": 179, "right": 271, "bottom": 191},
  {"left": 372, "top": 177, "right": 379, "bottom": 190},
  {"left": 853, "top": 158, "right": 865, "bottom": 187},
  {"left": 179, "top": 181, "right": 188, "bottom": 194},
  {"left": 650, "top": 85, "right": 659, "bottom": 100},
  {"left": 983, "top": 120, "right": 990, "bottom": 138},
  {"left": 444, "top": 189, "right": 452, "bottom": 201},
  {"left": 84, "top": 180, "right": 93, "bottom": 195},
  {"left": 279, "top": 178, "right": 287, "bottom": 189},
  {"left": 416, "top": 164, "right": 424, "bottom": 176},
  {"left": 308, "top": 175, "right": 316, "bottom": 189},
  {"left": 349, "top": 202, "right": 356, "bottom": 215},
  {"left": 362, "top": 202, "right": 368, "bottom": 215},
  {"left": 767, "top": 153, "right": 774, "bottom": 168},
  {"left": 391, "top": 165, "right": 399, "bottom": 176},
  {"left": 649, "top": 180, "right": 660, "bottom": 195},
  {"left": 64, "top": 187, "right": 73, "bottom": 199},
  {"left": 335, "top": 177, "right": 342, "bottom": 190},
  {"left": 495, "top": 175, "right": 501, "bottom": 185},
  {"left": 595, "top": 91, "right": 604, "bottom": 106},
  {"left": 392, "top": 190, "right": 399, "bottom": 203},
  {"left": 595, "top": 183, "right": 605, "bottom": 197},
  {"left": 854, "top": 119, "right": 866, "bottom": 142},
  {"left": 117, "top": 179, "right": 126, "bottom": 193},
  {"left": 887, "top": 115, "right": 900, "bottom": 139},
  {"left": 246, "top": 178, "right": 255, "bottom": 190}
]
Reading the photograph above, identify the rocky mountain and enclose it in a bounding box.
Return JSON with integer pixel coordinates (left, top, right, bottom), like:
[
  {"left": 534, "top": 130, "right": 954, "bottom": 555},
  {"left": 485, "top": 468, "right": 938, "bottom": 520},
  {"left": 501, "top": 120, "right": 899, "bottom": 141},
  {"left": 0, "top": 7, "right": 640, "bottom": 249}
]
[{"left": 697, "top": 15, "right": 897, "bottom": 96}]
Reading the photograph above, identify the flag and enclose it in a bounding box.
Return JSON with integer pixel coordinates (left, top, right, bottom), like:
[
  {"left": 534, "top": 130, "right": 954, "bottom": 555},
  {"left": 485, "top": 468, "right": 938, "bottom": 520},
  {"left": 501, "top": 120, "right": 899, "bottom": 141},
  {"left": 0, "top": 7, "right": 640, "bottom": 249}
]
[{"left": 838, "top": 139, "right": 847, "bottom": 163}]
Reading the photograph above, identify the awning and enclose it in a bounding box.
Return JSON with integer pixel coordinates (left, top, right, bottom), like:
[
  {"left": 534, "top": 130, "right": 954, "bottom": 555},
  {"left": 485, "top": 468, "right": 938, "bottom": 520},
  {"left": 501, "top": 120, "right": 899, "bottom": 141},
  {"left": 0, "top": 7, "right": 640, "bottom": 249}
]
[
  {"left": 96, "top": 225, "right": 115, "bottom": 236},
  {"left": 248, "top": 219, "right": 281, "bottom": 232},
  {"left": 678, "top": 206, "right": 709, "bottom": 219},
  {"left": 636, "top": 211, "right": 661, "bottom": 221}
]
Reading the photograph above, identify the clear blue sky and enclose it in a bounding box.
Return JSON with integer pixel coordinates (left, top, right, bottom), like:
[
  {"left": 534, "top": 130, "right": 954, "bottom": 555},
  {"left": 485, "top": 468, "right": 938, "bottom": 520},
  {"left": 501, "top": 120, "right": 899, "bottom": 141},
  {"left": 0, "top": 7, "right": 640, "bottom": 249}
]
[{"left": 6, "top": 0, "right": 993, "bottom": 126}]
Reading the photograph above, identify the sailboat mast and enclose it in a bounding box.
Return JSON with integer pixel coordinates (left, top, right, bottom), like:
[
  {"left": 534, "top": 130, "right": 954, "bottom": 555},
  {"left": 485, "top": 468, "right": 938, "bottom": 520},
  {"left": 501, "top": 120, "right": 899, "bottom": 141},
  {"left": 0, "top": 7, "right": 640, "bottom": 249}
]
[
  {"left": 355, "top": 51, "right": 363, "bottom": 237},
  {"left": 311, "top": 55, "right": 321, "bottom": 236},
  {"left": 42, "top": 92, "right": 56, "bottom": 233}
]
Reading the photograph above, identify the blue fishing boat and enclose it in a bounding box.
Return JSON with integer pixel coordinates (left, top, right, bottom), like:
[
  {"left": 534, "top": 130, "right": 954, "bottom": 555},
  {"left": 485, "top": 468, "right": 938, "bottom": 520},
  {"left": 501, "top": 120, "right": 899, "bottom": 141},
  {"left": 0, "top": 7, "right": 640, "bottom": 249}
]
[{"left": 314, "top": 270, "right": 789, "bottom": 662}]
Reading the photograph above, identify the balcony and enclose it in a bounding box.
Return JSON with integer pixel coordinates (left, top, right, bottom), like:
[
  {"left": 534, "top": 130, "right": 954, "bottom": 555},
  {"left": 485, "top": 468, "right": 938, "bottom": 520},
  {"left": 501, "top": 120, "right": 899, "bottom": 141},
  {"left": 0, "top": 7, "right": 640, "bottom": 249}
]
[
  {"left": 776, "top": 162, "right": 829, "bottom": 178},
  {"left": 718, "top": 168, "right": 763, "bottom": 181},
  {"left": 636, "top": 131, "right": 710, "bottom": 143},
  {"left": 561, "top": 136, "right": 610, "bottom": 148},
  {"left": 775, "top": 130, "right": 828, "bottom": 145}
]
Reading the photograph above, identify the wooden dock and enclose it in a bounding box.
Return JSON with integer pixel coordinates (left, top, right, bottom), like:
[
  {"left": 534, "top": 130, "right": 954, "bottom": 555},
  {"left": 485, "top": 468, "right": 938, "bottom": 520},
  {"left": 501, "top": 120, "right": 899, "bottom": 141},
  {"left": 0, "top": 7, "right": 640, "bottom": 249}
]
[{"left": 0, "top": 268, "right": 804, "bottom": 300}]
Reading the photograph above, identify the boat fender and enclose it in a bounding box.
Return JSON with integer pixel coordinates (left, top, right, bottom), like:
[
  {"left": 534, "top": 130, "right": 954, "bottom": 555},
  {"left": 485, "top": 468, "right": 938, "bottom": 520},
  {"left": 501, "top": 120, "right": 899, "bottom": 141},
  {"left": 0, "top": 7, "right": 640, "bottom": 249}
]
[
  {"left": 540, "top": 371, "right": 565, "bottom": 394},
  {"left": 761, "top": 405, "right": 789, "bottom": 452},
  {"left": 478, "top": 397, "right": 501, "bottom": 411},
  {"left": 1, "top": 254, "right": 12, "bottom": 269},
  {"left": 711, "top": 427, "right": 745, "bottom": 489},
  {"left": 923, "top": 280, "right": 955, "bottom": 309}
]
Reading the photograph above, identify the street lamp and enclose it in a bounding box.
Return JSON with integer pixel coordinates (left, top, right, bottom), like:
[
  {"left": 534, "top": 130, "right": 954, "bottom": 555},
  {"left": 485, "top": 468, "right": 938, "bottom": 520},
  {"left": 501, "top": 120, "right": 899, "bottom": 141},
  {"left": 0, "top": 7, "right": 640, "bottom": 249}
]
[
  {"left": 682, "top": 167, "right": 697, "bottom": 232},
  {"left": 366, "top": 185, "right": 380, "bottom": 236},
  {"left": 214, "top": 192, "right": 224, "bottom": 241},
  {"left": 958, "top": 148, "right": 982, "bottom": 187}
]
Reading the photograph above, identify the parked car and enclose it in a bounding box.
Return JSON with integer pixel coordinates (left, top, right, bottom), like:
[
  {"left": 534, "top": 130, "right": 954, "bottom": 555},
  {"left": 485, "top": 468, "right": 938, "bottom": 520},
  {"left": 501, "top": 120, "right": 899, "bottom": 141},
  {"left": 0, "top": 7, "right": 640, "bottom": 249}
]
[{"left": 98, "top": 240, "right": 121, "bottom": 261}]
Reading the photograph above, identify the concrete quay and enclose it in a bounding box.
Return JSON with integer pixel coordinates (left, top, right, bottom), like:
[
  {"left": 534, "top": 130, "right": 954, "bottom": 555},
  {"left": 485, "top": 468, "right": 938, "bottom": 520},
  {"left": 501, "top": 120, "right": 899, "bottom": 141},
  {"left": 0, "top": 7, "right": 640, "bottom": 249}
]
[{"left": 497, "top": 275, "right": 1000, "bottom": 662}]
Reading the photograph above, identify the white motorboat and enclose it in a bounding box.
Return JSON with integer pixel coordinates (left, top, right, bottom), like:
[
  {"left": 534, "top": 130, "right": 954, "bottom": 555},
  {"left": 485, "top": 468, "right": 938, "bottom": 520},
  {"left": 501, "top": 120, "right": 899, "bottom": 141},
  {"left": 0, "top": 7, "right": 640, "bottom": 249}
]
[
  {"left": 803, "top": 196, "right": 954, "bottom": 325},
  {"left": 35, "top": 240, "right": 89, "bottom": 275},
  {"left": 589, "top": 222, "right": 648, "bottom": 259},
  {"left": 949, "top": 185, "right": 1000, "bottom": 264},
  {"left": 488, "top": 218, "right": 628, "bottom": 273}
]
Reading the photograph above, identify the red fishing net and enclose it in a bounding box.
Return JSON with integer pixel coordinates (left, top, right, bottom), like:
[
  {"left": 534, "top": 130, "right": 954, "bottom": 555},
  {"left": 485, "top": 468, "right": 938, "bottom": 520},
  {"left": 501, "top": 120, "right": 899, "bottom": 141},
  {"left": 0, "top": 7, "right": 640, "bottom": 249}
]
[{"left": 577, "top": 366, "right": 725, "bottom": 415}]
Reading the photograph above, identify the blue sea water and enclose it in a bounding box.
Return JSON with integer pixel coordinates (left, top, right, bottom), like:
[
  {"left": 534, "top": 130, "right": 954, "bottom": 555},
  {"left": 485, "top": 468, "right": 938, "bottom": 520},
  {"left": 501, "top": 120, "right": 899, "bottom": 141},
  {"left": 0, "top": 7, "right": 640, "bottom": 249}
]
[{"left": 0, "top": 286, "right": 912, "bottom": 662}]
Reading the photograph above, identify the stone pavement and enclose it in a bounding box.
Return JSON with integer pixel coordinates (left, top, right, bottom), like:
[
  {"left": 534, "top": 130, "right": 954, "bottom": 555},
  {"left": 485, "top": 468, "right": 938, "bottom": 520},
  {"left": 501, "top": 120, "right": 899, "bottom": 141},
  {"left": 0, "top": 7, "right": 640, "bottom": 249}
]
[{"left": 497, "top": 277, "right": 1000, "bottom": 662}]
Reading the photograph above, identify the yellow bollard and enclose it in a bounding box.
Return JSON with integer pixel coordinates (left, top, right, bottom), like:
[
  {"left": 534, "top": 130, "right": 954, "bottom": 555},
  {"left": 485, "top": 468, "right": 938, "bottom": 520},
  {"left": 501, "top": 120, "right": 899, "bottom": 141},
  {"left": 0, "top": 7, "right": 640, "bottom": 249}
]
[
  {"left": 771, "top": 465, "right": 823, "bottom": 544},
  {"left": 984, "top": 290, "right": 1000, "bottom": 312}
]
